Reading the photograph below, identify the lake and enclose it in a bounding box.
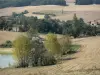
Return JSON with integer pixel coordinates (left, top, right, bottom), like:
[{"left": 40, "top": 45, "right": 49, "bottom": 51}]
[{"left": 0, "top": 54, "right": 15, "bottom": 68}]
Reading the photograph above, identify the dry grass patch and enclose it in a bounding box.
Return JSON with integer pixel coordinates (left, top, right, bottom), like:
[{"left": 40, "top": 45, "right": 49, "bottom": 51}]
[{"left": 0, "top": 31, "right": 23, "bottom": 44}]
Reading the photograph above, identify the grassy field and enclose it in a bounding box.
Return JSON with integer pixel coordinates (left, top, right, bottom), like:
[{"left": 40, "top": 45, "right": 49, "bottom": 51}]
[
  {"left": 0, "top": 48, "right": 13, "bottom": 54},
  {"left": 0, "top": 31, "right": 24, "bottom": 54}
]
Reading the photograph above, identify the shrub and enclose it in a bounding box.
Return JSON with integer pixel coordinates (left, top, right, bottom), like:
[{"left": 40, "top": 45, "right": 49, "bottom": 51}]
[
  {"left": 59, "top": 35, "right": 72, "bottom": 55},
  {"left": 22, "top": 10, "right": 29, "bottom": 14},
  {"left": 68, "top": 44, "right": 80, "bottom": 54},
  {"left": 38, "top": 52, "right": 56, "bottom": 66},
  {"left": 0, "top": 40, "right": 12, "bottom": 48},
  {"left": 28, "top": 36, "right": 57, "bottom": 67},
  {"left": 44, "top": 33, "right": 61, "bottom": 59},
  {"left": 44, "top": 14, "right": 50, "bottom": 19},
  {"left": 32, "top": 12, "right": 56, "bottom": 16}
]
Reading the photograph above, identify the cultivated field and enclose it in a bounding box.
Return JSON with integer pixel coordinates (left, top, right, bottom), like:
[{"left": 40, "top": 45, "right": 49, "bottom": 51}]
[
  {"left": 1, "top": 36, "right": 100, "bottom": 75},
  {"left": 0, "top": 4, "right": 100, "bottom": 22}
]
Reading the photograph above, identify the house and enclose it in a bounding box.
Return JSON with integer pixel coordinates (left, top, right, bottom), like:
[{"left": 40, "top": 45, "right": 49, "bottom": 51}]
[
  {"left": 88, "top": 19, "right": 100, "bottom": 27},
  {"left": 12, "top": 26, "right": 19, "bottom": 32}
]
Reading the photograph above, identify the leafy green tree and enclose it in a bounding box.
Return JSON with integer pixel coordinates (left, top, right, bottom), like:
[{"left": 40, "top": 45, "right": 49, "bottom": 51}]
[
  {"left": 27, "top": 27, "right": 56, "bottom": 67},
  {"left": 45, "top": 33, "right": 61, "bottom": 58},
  {"left": 13, "top": 35, "right": 31, "bottom": 67},
  {"left": 76, "top": 0, "right": 93, "bottom": 5},
  {"left": 21, "top": 10, "right": 29, "bottom": 14},
  {"left": 29, "top": 36, "right": 56, "bottom": 66},
  {"left": 27, "top": 27, "right": 38, "bottom": 39},
  {"left": 95, "top": 0, "right": 100, "bottom": 4},
  {"left": 85, "top": 25, "right": 97, "bottom": 36},
  {"left": 72, "top": 14, "right": 80, "bottom": 38},
  {"left": 0, "top": 17, "right": 6, "bottom": 30},
  {"left": 62, "top": 20, "right": 73, "bottom": 36},
  {"left": 59, "top": 35, "right": 72, "bottom": 55},
  {"left": 0, "top": 0, "right": 66, "bottom": 8}
]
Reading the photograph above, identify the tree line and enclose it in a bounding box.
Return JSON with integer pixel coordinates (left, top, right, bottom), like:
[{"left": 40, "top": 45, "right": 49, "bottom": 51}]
[
  {"left": 76, "top": 0, "right": 100, "bottom": 5},
  {"left": 0, "top": 12, "right": 100, "bottom": 38},
  {"left": 0, "top": 0, "right": 66, "bottom": 8}
]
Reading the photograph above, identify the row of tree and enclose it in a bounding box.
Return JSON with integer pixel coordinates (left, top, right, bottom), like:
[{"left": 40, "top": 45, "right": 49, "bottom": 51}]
[
  {"left": 0, "top": 0, "right": 66, "bottom": 8},
  {"left": 0, "top": 12, "right": 100, "bottom": 38},
  {"left": 76, "top": 0, "right": 100, "bottom": 5}
]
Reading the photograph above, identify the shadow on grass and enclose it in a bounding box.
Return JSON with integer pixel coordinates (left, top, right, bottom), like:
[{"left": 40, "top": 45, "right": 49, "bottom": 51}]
[
  {"left": 62, "top": 57, "right": 77, "bottom": 61},
  {"left": 67, "top": 50, "right": 78, "bottom": 54}
]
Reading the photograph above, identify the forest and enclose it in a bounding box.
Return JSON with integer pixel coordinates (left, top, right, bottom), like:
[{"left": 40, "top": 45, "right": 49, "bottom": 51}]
[
  {"left": 0, "top": 0, "right": 66, "bottom": 8},
  {"left": 76, "top": 0, "right": 100, "bottom": 5}
]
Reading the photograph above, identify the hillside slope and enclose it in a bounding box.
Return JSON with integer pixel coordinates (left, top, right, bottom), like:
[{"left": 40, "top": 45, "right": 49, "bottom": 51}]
[{"left": 1, "top": 36, "right": 100, "bottom": 75}]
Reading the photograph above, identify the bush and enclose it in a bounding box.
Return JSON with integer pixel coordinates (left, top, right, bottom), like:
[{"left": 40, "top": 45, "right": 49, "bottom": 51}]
[
  {"left": 38, "top": 52, "right": 56, "bottom": 66},
  {"left": 0, "top": 40, "right": 12, "bottom": 48},
  {"left": 22, "top": 10, "right": 29, "bottom": 14},
  {"left": 59, "top": 35, "right": 72, "bottom": 55},
  {"left": 28, "top": 36, "right": 57, "bottom": 67},
  {"left": 45, "top": 33, "right": 61, "bottom": 56},
  {"left": 32, "top": 12, "right": 56, "bottom": 16},
  {"left": 67, "top": 45, "right": 80, "bottom": 54}
]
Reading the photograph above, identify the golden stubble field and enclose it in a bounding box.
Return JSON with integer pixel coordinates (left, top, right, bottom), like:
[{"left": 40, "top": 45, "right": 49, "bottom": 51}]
[
  {"left": 0, "top": 4, "right": 100, "bottom": 22},
  {"left": 0, "top": 31, "right": 23, "bottom": 44},
  {"left": 0, "top": 3, "right": 100, "bottom": 74}
]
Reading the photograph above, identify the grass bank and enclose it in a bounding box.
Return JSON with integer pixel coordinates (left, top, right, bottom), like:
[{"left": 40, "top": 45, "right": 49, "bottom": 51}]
[{"left": 0, "top": 48, "right": 13, "bottom": 54}]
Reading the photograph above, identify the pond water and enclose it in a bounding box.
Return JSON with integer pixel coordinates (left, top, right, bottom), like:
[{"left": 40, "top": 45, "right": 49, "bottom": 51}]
[{"left": 0, "top": 54, "right": 15, "bottom": 68}]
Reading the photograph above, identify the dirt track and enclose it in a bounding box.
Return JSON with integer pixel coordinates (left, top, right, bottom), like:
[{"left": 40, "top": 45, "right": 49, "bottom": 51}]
[{"left": 1, "top": 36, "right": 100, "bottom": 75}]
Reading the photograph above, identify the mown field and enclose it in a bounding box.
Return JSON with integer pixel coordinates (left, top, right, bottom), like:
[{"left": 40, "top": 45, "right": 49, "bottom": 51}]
[{"left": 0, "top": 4, "right": 100, "bottom": 22}]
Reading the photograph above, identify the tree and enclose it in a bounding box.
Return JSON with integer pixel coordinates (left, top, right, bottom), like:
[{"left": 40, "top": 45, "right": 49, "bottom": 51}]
[
  {"left": 13, "top": 35, "right": 31, "bottom": 67},
  {"left": 0, "top": 17, "right": 6, "bottom": 30},
  {"left": 45, "top": 33, "right": 61, "bottom": 58},
  {"left": 76, "top": 0, "right": 93, "bottom": 5},
  {"left": 27, "top": 27, "right": 38, "bottom": 39},
  {"left": 62, "top": 20, "right": 73, "bottom": 36},
  {"left": 72, "top": 14, "right": 80, "bottom": 38},
  {"left": 59, "top": 35, "right": 72, "bottom": 55},
  {"left": 95, "top": 0, "right": 100, "bottom": 4},
  {"left": 0, "top": 0, "right": 66, "bottom": 8},
  {"left": 22, "top": 10, "right": 29, "bottom": 14},
  {"left": 29, "top": 36, "right": 56, "bottom": 66},
  {"left": 27, "top": 27, "right": 56, "bottom": 67},
  {"left": 44, "top": 14, "right": 50, "bottom": 19}
]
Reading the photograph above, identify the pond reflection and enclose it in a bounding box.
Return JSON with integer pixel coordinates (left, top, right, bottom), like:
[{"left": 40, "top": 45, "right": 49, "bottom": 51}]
[{"left": 0, "top": 54, "right": 15, "bottom": 68}]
